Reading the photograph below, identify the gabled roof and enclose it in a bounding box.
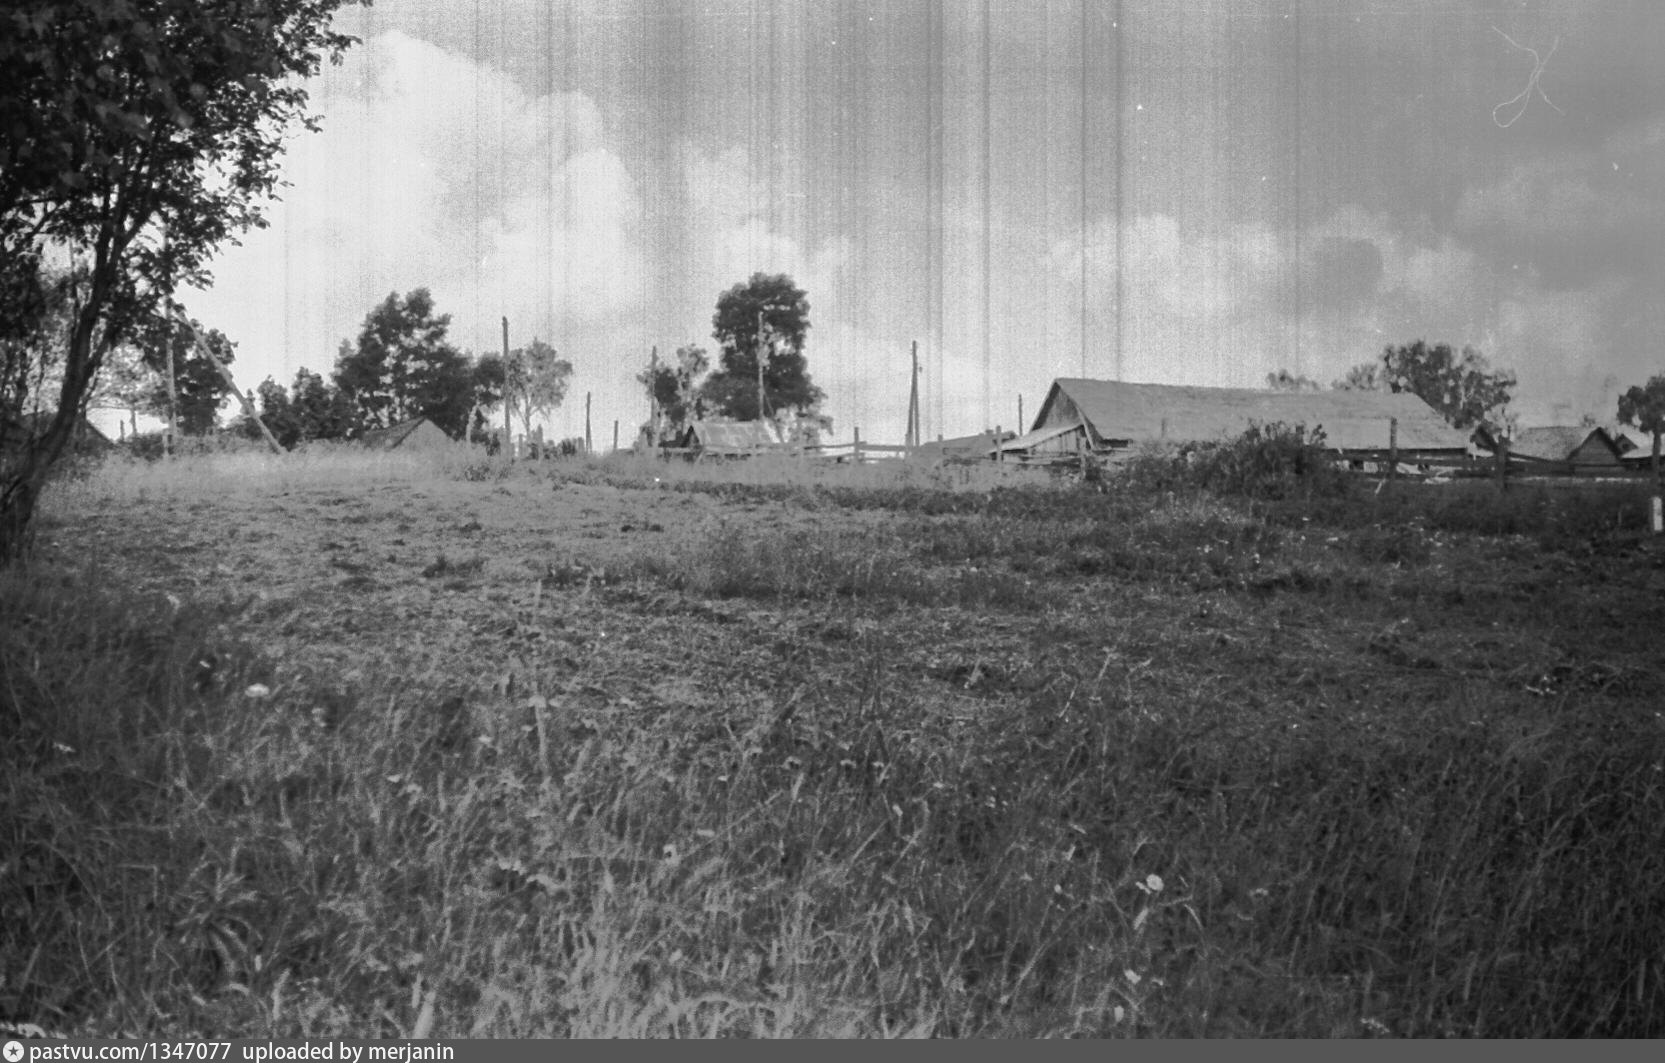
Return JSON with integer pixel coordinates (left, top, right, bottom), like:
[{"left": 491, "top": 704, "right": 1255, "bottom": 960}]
[
  {"left": 360, "top": 417, "right": 453, "bottom": 450},
  {"left": 996, "top": 423, "right": 1080, "bottom": 453},
  {"left": 914, "top": 430, "right": 1007, "bottom": 457},
  {"left": 1035, "top": 378, "right": 1471, "bottom": 452},
  {"left": 679, "top": 419, "right": 784, "bottom": 451},
  {"left": 1506, "top": 426, "right": 1620, "bottom": 463}
]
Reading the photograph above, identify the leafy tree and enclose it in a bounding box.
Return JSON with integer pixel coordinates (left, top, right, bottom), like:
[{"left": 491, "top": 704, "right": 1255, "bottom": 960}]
[
  {"left": 466, "top": 353, "right": 506, "bottom": 445},
  {"left": 504, "top": 338, "right": 573, "bottom": 441},
  {"left": 1379, "top": 341, "right": 1514, "bottom": 431},
  {"left": 701, "top": 273, "right": 826, "bottom": 426},
  {"left": 243, "top": 367, "right": 353, "bottom": 448},
  {"left": 243, "top": 377, "right": 300, "bottom": 449},
  {"left": 1266, "top": 369, "right": 1320, "bottom": 392},
  {"left": 1332, "top": 361, "right": 1383, "bottom": 391},
  {"left": 1618, "top": 375, "right": 1665, "bottom": 490},
  {"left": 0, "top": 0, "right": 363, "bottom": 563},
  {"left": 333, "top": 288, "right": 473, "bottom": 438},
  {"left": 135, "top": 315, "right": 237, "bottom": 435},
  {"left": 2, "top": 262, "right": 83, "bottom": 444},
  {"left": 636, "top": 344, "right": 709, "bottom": 442},
  {"left": 290, "top": 367, "right": 355, "bottom": 442}
]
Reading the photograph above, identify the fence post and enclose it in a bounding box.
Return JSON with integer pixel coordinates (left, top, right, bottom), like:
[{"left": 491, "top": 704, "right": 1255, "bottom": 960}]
[
  {"left": 1495, "top": 435, "right": 1509, "bottom": 493},
  {"left": 1387, "top": 417, "right": 1398, "bottom": 489}
]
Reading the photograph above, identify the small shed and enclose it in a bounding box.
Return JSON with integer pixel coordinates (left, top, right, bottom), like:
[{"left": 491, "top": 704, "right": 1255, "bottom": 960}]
[
  {"left": 359, "top": 417, "right": 455, "bottom": 451},
  {"left": 1027, "top": 378, "right": 1471, "bottom": 461},
  {"left": 1495, "top": 426, "right": 1623, "bottom": 475},
  {"left": 674, "top": 419, "right": 784, "bottom": 456}
]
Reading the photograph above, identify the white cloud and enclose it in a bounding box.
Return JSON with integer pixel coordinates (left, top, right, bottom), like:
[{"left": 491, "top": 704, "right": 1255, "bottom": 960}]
[{"left": 181, "top": 30, "right": 641, "bottom": 393}]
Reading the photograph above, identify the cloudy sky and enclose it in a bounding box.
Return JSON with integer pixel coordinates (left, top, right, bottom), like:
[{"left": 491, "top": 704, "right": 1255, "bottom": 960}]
[{"left": 173, "top": 0, "right": 1665, "bottom": 445}]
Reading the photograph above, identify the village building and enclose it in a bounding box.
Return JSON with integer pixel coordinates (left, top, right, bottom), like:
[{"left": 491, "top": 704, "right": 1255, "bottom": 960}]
[
  {"left": 673, "top": 419, "right": 785, "bottom": 457},
  {"left": 0, "top": 409, "right": 115, "bottom": 457},
  {"left": 911, "top": 430, "right": 1011, "bottom": 463},
  {"left": 1471, "top": 425, "right": 1625, "bottom": 476},
  {"left": 1002, "top": 378, "right": 1471, "bottom": 464},
  {"left": 358, "top": 417, "right": 455, "bottom": 451}
]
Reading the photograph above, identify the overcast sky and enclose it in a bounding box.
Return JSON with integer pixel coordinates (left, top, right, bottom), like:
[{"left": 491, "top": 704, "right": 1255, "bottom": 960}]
[{"left": 172, "top": 0, "right": 1665, "bottom": 445}]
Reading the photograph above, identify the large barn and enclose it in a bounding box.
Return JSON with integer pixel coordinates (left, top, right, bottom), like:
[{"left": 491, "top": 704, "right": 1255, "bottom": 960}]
[{"left": 1006, "top": 378, "right": 1472, "bottom": 462}]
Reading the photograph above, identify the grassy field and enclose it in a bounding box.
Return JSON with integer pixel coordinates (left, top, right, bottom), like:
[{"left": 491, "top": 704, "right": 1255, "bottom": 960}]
[{"left": 4, "top": 445, "right": 1664, "bottom": 1037}]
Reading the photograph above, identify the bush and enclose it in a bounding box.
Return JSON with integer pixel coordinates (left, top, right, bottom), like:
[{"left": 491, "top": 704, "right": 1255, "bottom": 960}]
[{"left": 1117, "top": 423, "right": 1352, "bottom": 502}]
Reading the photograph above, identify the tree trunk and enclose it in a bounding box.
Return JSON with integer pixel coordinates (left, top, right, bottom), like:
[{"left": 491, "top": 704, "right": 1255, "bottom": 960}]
[{"left": 0, "top": 268, "right": 111, "bottom": 565}]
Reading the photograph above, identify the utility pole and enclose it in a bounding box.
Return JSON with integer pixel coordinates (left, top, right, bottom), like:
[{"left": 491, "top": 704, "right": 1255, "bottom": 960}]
[
  {"left": 756, "top": 310, "right": 768, "bottom": 422},
  {"left": 648, "top": 345, "right": 659, "bottom": 444},
  {"left": 1018, "top": 394, "right": 1024, "bottom": 433},
  {"left": 585, "top": 391, "right": 592, "bottom": 455},
  {"left": 906, "top": 340, "right": 921, "bottom": 450},
  {"left": 502, "top": 316, "right": 513, "bottom": 460}
]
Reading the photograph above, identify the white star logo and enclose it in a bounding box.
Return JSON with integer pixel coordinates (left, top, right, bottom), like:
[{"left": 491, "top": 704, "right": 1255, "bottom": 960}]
[{"left": 4, "top": 1041, "right": 25, "bottom": 1062}]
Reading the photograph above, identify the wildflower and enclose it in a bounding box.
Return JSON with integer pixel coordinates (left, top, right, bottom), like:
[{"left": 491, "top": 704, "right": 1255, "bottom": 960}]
[
  {"left": 245, "top": 683, "right": 271, "bottom": 699},
  {"left": 1136, "top": 873, "right": 1164, "bottom": 894}
]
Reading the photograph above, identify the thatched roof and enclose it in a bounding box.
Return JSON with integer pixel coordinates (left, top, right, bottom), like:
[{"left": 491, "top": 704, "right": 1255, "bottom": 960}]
[
  {"left": 1035, "top": 378, "right": 1471, "bottom": 453},
  {"left": 359, "top": 418, "right": 454, "bottom": 450},
  {"left": 678, "top": 419, "right": 784, "bottom": 452}
]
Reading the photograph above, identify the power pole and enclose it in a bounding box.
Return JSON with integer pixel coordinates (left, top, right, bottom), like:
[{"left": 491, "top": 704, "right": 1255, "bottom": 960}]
[
  {"left": 906, "top": 340, "right": 921, "bottom": 449},
  {"left": 648, "top": 345, "right": 659, "bottom": 444},
  {"left": 585, "top": 391, "right": 592, "bottom": 455},
  {"left": 502, "top": 317, "right": 513, "bottom": 460},
  {"left": 756, "top": 310, "right": 768, "bottom": 422}
]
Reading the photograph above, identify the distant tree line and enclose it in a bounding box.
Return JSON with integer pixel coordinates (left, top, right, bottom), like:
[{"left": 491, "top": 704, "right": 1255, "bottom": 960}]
[{"left": 232, "top": 286, "right": 570, "bottom": 450}]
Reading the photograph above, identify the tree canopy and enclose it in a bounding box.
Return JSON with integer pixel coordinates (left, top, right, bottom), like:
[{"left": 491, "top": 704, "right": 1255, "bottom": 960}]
[
  {"left": 702, "top": 273, "right": 825, "bottom": 424},
  {"left": 1378, "top": 341, "right": 1515, "bottom": 431},
  {"left": 1618, "top": 375, "right": 1665, "bottom": 486},
  {"left": 636, "top": 344, "right": 709, "bottom": 442},
  {"left": 135, "top": 314, "right": 237, "bottom": 436},
  {"left": 1266, "top": 369, "right": 1321, "bottom": 392},
  {"left": 504, "top": 338, "right": 573, "bottom": 440},
  {"left": 0, "top": 0, "right": 365, "bottom": 562},
  {"left": 333, "top": 288, "right": 473, "bottom": 438}
]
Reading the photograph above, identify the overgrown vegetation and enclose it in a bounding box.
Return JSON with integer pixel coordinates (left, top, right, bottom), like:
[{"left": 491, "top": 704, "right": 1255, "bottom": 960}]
[{"left": 4, "top": 444, "right": 1663, "bottom": 1037}]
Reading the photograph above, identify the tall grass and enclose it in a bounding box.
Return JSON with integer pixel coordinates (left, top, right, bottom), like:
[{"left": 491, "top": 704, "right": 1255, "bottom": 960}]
[{"left": 5, "top": 445, "right": 1664, "bottom": 1036}]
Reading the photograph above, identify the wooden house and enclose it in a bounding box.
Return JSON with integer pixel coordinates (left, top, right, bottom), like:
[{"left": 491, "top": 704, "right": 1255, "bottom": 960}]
[
  {"left": 1010, "top": 378, "right": 1471, "bottom": 463},
  {"left": 1488, "top": 426, "right": 1624, "bottom": 475},
  {"left": 359, "top": 417, "right": 455, "bottom": 451}
]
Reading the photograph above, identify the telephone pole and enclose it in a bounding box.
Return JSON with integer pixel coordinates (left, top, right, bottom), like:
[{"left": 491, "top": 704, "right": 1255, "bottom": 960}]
[
  {"left": 756, "top": 310, "right": 768, "bottom": 421},
  {"left": 501, "top": 316, "right": 512, "bottom": 460}
]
